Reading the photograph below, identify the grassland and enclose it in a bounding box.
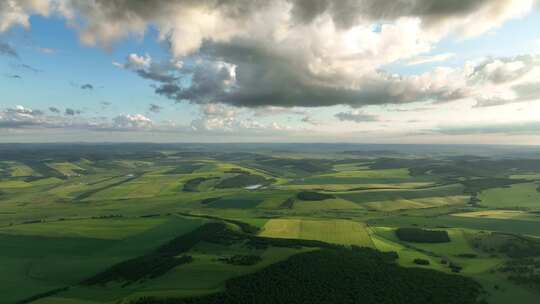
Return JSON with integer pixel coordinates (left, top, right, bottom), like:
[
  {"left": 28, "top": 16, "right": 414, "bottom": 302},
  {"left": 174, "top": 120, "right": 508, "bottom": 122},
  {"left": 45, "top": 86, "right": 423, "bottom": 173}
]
[
  {"left": 1, "top": 144, "right": 540, "bottom": 303},
  {"left": 336, "top": 184, "right": 467, "bottom": 211},
  {"left": 452, "top": 210, "right": 540, "bottom": 221},
  {"left": 479, "top": 182, "right": 540, "bottom": 210},
  {"left": 0, "top": 217, "right": 168, "bottom": 239},
  {"left": 0, "top": 216, "right": 204, "bottom": 304},
  {"left": 47, "top": 162, "right": 86, "bottom": 177},
  {"left": 260, "top": 219, "right": 374, "bottom": 247}
]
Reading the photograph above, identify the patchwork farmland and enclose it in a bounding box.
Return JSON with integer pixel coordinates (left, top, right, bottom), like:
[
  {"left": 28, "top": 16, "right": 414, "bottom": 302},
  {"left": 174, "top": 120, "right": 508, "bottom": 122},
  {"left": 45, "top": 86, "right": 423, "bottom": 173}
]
[{"left": 1, "top": 144, "right": 540, "bottom": 304}]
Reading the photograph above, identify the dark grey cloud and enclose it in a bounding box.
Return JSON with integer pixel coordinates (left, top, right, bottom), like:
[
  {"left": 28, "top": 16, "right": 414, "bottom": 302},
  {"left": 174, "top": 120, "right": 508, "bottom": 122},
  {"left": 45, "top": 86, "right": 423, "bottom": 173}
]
[
  {"left": 149, "top": 103, "right": 163, "bottom": 113},
  {"left": 0, "top": 42, "right": 17, "bottom": 58},
  {"left": 61, "top": 0, "right": 518, "bottom": 34},
  {"left": 58, "top": 0, "right": 534, "bottom": 110},
  {"left": 65, "top": 108, "right": 81, "bottom": 116},
  {"left": 81, "top": 83, "right": 94, "bottom": 90},
  {"left": 9, "top": 61, "right": 43, "bottom": 73},
  {"left": 301, "top": 115, "right": 319, "bottom": 125},
  {"left": 137, "top": 69, "right": 177, "bottom": 83},
  {"left": 32, "top": 109, "right": 45, "bottom": 116},
  {"left": 19, "top": 63, "right": 41, "bottom": 73},
  {"left": 118, "top": 53, "right": 181, "bottom": 83},
  {"left": 290, "top": 0, "right": 496, "bottom": 29},
  {"left": 0, "top": 120, "right": 41, "bottom": 128},
  {"left": 140, "top": 42, "right": 467, "bottom": 108},
  {"left": 62, "top": 0, "right": 504, "bottom": 36},
  {"left": 7, "top": 62, "right": 42, "bottom": 74},
  {"left": 49, "top": 107, "right": 61, "bottom": 114},
  {"left": 335, "top": 111, "right": 379, "bottom": 123}
]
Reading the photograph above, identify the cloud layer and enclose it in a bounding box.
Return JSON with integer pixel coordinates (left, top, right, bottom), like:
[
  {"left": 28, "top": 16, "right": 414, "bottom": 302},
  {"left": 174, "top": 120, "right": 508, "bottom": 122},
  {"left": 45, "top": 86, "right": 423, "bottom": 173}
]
[
  {"left": 435, "top": 121, "right": 540, "bottom": 135},
  {"left": 0, "top": 105, "right": 154, "bottom": 132},
  {"left": 335, "top": 111, "right": 379, "bottom": 123},
  {"left": 1, "top": 0, "right": 538, "bottom": 110},
  {"left": 2, "top": 0, "right": 540, "bottom": 145}
]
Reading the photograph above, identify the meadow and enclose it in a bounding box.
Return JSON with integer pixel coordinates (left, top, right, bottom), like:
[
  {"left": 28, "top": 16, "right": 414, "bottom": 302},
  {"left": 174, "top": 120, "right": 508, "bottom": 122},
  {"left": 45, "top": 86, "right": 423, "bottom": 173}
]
[{"left": 1, "top": 143, "right": 540, "bottom": 303}]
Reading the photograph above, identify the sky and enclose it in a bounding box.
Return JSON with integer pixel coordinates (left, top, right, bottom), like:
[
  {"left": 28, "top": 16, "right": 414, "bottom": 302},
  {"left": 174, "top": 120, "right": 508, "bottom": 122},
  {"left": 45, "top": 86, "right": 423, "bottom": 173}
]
[{"left": 1, "top": 0, "right": 540, "bottom": 144}]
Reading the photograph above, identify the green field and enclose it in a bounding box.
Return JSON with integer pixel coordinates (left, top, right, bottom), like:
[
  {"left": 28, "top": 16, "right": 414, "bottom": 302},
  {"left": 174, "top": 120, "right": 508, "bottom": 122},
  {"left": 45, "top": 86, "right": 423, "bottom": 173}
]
[
  {"left": 260, "top": 219, "right": 374, "bottom": 247},
  {"left": 452, "top": 210, "right": 540, "bottom": 221},
  {"left": 0, "top": 216, "right": 204, "bottom": 303},
  {"left": 479, "top": 182, "right": 540, "bottom": 210},
  {"left": 335, "top": 184, "right": 467, "bottom": 211},
  {"left": 0, "top": 217, "right": 168, "bottom": 239},
  {"left": 47, "top": 162, "right": 86, "bottom": 177},
  {"left": 1, "top": 144, "right": 540, "bottom": 303}
]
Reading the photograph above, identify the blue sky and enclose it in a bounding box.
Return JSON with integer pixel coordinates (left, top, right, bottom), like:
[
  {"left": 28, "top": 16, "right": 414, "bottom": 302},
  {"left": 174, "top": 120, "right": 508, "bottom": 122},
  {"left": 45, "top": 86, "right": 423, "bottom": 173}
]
[
  {"left": 1, "top": 16, "right": 182, "bottom": 120},
  {"left": 1, "top": 1, "right": 540, "bottom": 143}
]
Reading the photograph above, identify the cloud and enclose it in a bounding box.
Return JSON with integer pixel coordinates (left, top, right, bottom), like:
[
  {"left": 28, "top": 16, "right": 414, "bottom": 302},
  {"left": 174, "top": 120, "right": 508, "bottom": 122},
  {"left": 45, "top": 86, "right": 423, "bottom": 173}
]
[
  {"left": 125, "top": 53, "right": 152, "bottom": 69},
  {"left": 335, "top": 111, "right": 379, "bottom": 123},
  {"left": 116, "top": 53, "right": 181, "bottom": 83},
  {"left": 0, "top": 105, "right": 45, "bottom": 128},
  {"left": 49, "top": 107, "right": 60, "bottom": 114},
  {"left": 252, "top": 106, "right": 306, "bottom": 117},
  {"left": 9, "top": 63, "right": 42, "bottom": 74},
  {"left": 2, "top": 0, "right": 532, "bottom": 51},
  {"left": 80, "top": 83, "right": 94, "bottom": 90},
  {"left": 65, "top": 108, "right": 81, "bottom": 116},
  {"left": 121, "top": 46, "right": 469, "bottom": 109},
  {"left": 289, "top": 0, "right": 536, "bottom": 36},
  {"left": 465, "top": 55, "right": 540, "bottom": 107},
  {"left": 301, "top": 115, "right": 319, "bottom": 125},
  {"left": 9, "top": 105, "right": 40, "bottom": 115},
  {"left": 434, "top": 121, "right": 540, "bottom": 135},
  {"left": 0, "top": 41, "right": 18, "bottom": 57},
  {"left": 190, "top": 104, "right": 239, "bottom": 132},
  {"left": 112, "top": 114, "right": 152, "bottom": 130},
  {"left": 187, "top": 103, "right": 294, "bottom": 134},
  {"left": 468, "top": 55, "right": 536, "bottom": 84},
  {"left": 6, "top": 74, "right": 21, "bottom": 79},
  {"left": 388, "top": 107, "right": 433, "bottom": 112},
  {"left": 0, "top": 0, "right": 52, "bottom": 32},
  {"left": 0, "top": 105, "right": 158, "bottom": 132},
  {"left": 37, "top": 47, "right": 56, "bottom": 54},
  {"left": 148, "top": 103, "right": 162, "bottom": 113},
  {"left": 407, "top": 53, "right": 455, "bottom": 65},
  {"left": 0, "top": 104, "right": 305, "bottom": 137},
  {"left": 2, "top": 0, "right": 537, "bottom": 111}
]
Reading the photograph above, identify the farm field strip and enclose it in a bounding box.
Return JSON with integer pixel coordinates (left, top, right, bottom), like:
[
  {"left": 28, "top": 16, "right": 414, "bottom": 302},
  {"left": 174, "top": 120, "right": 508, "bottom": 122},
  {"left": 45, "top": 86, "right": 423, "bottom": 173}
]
[
  {"left": 452, "top": 210, "right": 540, "bottom": 221},
  {"left": 260, "top": 219, "right": 374, "bottom": 247},
  {"left": 479, "top": 182, "right": 540, "bottom": 210}
]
